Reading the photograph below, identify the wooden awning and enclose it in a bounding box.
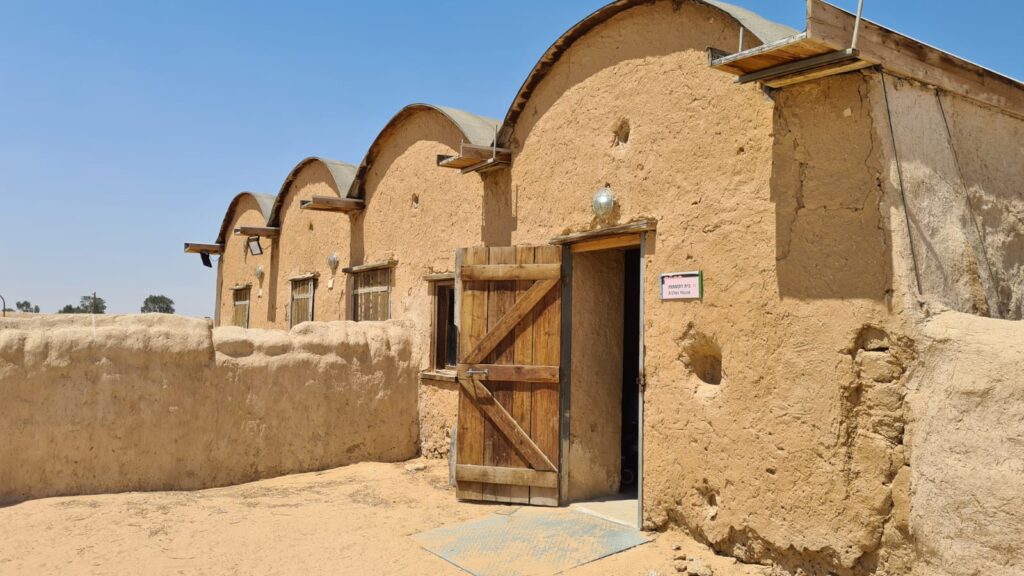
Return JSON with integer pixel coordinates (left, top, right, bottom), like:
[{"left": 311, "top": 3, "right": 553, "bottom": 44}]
[
  {"left": 183, "top": 243, "right": 223, "bottom": 254},
  {"left": 437, "top": 143, "right": 511, "bottom": 174},
  {"left": 299, "top": 196, "right": 365, "bottom": 213},
  {"left": 233, "top": 226, "right": 280, "bottom": 238},
  {"left": 709, "top": 32, "right": 872, "bottom": 88}
]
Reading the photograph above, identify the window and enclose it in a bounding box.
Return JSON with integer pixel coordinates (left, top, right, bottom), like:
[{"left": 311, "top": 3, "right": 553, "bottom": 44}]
[
  {"left": 432, "top": 282, "right": 458, "bottom": 370},
  {"left": 232, "top": 287, "right": 251, "bottom": 328},
  {"left": 290, "top": 278, "right": 315, "bottom": 327},
  {"left": 352, "top": 268, "right": 391, "bottom": 321}
]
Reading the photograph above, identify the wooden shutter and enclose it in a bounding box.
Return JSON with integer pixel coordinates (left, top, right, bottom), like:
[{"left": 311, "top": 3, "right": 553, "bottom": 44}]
[
  {"left": 290, "top": 279, "right": 315, "bottom": 327},
  {"left": 353, "top": 268, "right": 391, "bottom": 321},
  {"left": 455, "top": 246, "right": 562, "bottom": 506}
]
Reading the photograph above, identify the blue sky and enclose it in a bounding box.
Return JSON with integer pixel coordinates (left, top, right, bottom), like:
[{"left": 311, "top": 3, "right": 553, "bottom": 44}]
[{"left": 1, "top": 1, "right": 1020, "bottom": 317}]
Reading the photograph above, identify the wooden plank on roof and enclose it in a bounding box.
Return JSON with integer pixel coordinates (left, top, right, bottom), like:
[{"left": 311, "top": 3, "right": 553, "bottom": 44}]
[
  {"left": 300, "top": 196, "right": 365, "bottom": 213},
  {"left": 806, "top": 0, "right": 1024, "bottom": 120},
  {"left": 736, "top": 48, "right": 869, "bottom": 85},
  {"left": 234, "top": 226, "right": 280, "bottom": 238},
  {"left": 184, "top": 243, "right": 223, "bottom": 254},
  {"left": 342, "top": 259, "right": 398, "bottom": 274}
]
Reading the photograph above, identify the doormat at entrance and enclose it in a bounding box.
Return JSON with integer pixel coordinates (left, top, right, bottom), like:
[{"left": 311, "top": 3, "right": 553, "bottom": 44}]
[{"left": 413, "top": 506, "right": 651, "bottom": 576}]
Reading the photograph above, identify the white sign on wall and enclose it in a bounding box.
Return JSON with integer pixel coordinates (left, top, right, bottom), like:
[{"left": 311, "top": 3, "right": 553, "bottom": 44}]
[{"left": 660, "top": 271, "right": 703, "bottom": 301}]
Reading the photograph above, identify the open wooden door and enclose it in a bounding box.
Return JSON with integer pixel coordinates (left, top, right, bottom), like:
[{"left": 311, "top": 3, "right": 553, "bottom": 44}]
[{"left": 455, "top": 245, "right": 562, "bottom": 506}]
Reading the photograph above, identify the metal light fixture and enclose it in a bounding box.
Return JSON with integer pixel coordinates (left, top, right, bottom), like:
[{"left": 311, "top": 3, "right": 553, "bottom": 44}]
[
  {"left": 327, "top": 252, "right": 340, "bottom": 273},
  {"left": 592, "top": 186, "right": 616, "bottom": 219},
  {"left": 255, "top": 265, "right": 265, "bottom": 282},
  {"left": 247, "top": 236, "right": 263, "bottom": 256}
]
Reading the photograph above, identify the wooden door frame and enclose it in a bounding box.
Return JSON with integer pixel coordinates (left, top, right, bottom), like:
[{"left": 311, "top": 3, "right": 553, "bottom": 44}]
[{"left": 554, "top": 229, "right": 648, "bottom": 529}]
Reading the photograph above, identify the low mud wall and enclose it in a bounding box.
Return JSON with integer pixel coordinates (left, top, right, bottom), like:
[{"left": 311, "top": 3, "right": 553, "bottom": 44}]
[
  {"left": 906, "top": 311, "right": 1024, "bottom": 576},
  {"left": 0, "top": 315, "right": 418, "bottom": 504}
]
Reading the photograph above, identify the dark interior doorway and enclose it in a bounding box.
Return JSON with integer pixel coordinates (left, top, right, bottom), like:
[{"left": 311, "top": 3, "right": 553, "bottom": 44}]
[{"left": 620, "top": 248, "right": 641, "bottom": 494}]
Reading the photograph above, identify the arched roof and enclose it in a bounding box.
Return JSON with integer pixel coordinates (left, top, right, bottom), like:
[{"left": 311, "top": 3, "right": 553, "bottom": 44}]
[
  {"left": 497, "top": 0, "right": 798, "bottom": 144},
  {"left": 216, "top": 192, "right": 276, "bottom": 244},
  {"left": 348, "top": 103, "right": 501, "bottom": 198},
  {"left": 268, "top": 157, "right": 358, "bottom": 226}
]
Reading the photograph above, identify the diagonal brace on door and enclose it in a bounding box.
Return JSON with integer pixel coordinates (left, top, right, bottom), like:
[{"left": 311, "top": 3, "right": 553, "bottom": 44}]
[{"left": 461, "top": 278, "right": 558, "bottom": 365}]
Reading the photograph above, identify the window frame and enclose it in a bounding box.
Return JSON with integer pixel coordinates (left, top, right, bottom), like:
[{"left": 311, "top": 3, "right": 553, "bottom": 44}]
[
  {"left": 350, "top": 267, "right": 392, "bottom": 322},
  {"left": 289, "top": 277, "right": 316, "bottom": 328},
  {"left": 231, "top": 285, "right": 251, "bottom": 329},
  {"left": 430, "top": 280, "right": 458, "bottom": 371}
]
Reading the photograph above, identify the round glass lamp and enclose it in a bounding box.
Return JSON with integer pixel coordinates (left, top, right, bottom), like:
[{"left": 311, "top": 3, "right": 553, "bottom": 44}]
[{"left": 592, "top": 186, "right": 616, "bottom": 218}]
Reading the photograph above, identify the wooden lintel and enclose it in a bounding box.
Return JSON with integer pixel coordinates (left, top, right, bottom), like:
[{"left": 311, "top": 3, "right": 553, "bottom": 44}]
[
  {"left": 300, "top": 196, "right": 365, "bottom": 213},
  {"left": 458, "top": 364, "right": 559, "bottom": 384},
  {"left": 234, "top": 226, "right": 280, "bottom": 238},
  {"left": 423, "top": 272, "right": 455, "bottom": 282},
  {"left": 570, "top": 233, "right": 642, "bottom": 254},
  {"left": 456, "top": 464, "right": 558, "bottom": 489},
  {"left": 342, "top": 259, "right": 398, "bottom": 274},
  {"left": 184, "top": 243, "right": 223, "bottom": 254},
  {"left": 460, "top": 264, "right": 560, "bottom": 282},
  {"left": 807, "top": 0, "right": 1024, "bottom": 121},
  {"left": 550, "top": 219, "right": 657, "bottom": 246}
]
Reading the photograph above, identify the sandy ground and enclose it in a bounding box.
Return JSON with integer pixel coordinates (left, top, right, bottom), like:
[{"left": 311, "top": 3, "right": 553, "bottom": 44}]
[{"left": 0, "top": 459, "right": 766, "bottom": 576}]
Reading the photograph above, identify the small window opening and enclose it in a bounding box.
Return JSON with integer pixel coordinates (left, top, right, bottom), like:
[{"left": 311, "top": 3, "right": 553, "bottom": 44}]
[
  {"left": 433, "top": 282, "right": 458, "bottom": 370},
  {"left": 232, "top": 287, "right": 251, "bottom": 328},
  {"left": 289, "top": 278, "right": 315, "bottom": 327},
  {"left": 352, "top": 268, "right": 391, "bottom": 322}
]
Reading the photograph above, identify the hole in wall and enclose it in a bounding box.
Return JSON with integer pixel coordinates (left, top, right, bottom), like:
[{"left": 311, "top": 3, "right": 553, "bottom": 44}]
[
  {"left": 678, "top": 324, "right": 723, "bottom": 385},
  {"left": 613, "top": 119, "right": 631, "bottom": 147}
]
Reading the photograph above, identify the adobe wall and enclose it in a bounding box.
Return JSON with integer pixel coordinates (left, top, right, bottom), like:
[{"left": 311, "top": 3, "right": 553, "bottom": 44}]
[
  {"left": 219, "top": 196, "right": 274, "bottom": 328},
  {"left": 0, "top": 315, "right": 418, "bottom": 504},
  {"left": 497, "top": 1, "right": 912, "bottom": 572},
  {"left": 352, "top": 108, "right": 490, "bottom": 457},
  {"left": 903, "top": 311, "right": 1024, "bottom": 576},
  {"left": 271, "top": 162, "right": 352, "bottom": 327}
]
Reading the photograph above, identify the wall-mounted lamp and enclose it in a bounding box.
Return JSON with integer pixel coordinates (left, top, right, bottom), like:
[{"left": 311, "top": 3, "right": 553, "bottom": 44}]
[
  {"left": 255, "top": 265, "right": 265, "bottom": 282},
  {"left": 592, "top": 186, "right": 616, "bottom": 219},
  {"left": 327, "top": 252, "right": 340, "bottom": 274},
  {"left": 247, "top": 237, "right": 263, "bottom": 256}
]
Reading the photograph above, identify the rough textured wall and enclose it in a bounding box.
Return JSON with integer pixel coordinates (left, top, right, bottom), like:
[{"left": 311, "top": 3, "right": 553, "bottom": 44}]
[
  {"left": 219, "top": 196, "right": 274, "bottom": 328},
  {"left": 905, "top": 311, "right": 1024, "bottom": 576},
  {"left": 497, "top": 1, "right": 911, "bottom": 571},
  {"left": 352, "top": 108, "right": 490, "bottom": 458},
  {"left": 273, "top": 162, "right": 352, "bottom": 327},
  {"left": 569, "top": 251, "right": 624, "bottom": 502},
  {"left": 0, "top": 315, "right": 418, "bottom": 504},
  {"left": 883, "top": 76, "right": 996, "bottom": 317},
  {"left": 940, "top": 92, "right": 1024, "bottom": 319}
]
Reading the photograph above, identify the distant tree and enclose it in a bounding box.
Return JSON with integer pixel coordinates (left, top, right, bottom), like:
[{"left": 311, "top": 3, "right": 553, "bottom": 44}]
[
  {"left": 58, "top": 294, "right": 107, "bottom": 314},
  {"left": 16, "top": 301, "right": 40, "bottom": 313},
  {"left": 141, "top": 295, "right": 175, "bottom": 314}
]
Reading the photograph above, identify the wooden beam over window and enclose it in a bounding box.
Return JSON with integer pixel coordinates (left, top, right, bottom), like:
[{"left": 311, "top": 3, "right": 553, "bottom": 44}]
[
  {"left": 183, "top": 243, "right": 223, "bottom": 254},
  {"left": 299, "top": 196, "right": 365, "bottom": 213},
  {"left": 549, "top": 219, "right": 657, "bottom": 246},
  {"left": 343, "top": 259, "right": 398, "bottom": 274},
  {"left": 233, "top": 226, "right": 280, "bottom": 238}
]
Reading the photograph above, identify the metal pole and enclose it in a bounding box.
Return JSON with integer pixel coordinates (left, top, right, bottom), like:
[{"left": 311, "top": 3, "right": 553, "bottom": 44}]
[
  {"left": 738, "top": 26, "right": 745, "bottom": 53},
  {"left": 851, "top": 0, "right": 866, "bottom": 49},
  {"left": 0, "top": 294, "right": 5, "bottom": 317}
]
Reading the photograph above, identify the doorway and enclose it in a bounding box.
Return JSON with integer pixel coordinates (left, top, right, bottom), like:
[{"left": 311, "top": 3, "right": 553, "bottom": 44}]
[{"left": 566, "top": 241, "right": 642, "bottom": 528}]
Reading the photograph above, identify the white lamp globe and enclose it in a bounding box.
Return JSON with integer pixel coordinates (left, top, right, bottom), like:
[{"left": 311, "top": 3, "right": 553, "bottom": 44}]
[{"left": 592, "top": 186, "right": 616, "bottom": 218}]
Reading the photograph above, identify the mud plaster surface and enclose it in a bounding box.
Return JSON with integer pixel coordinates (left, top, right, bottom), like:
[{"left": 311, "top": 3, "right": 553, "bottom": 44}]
[
  {"left": 218, "top": 195, "right": 274, "bottom": 328},
  {"left": 0, "top": 315, "right": 418, "bottom": 503}
]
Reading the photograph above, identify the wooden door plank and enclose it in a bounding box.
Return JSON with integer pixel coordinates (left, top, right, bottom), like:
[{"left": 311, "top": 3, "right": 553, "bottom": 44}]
[
  {"left": 485, "top": 246, "right": 517, "bottom": 503},
  {"left": 463, "top": 278, "right": 558, "bottom": 365},
  {"left": 457, "top": 364, "right": 559, "bottom": 383},
  {"left": 456, "top": 465, "right": 558, "bottom": 489},
  {"left": 509, "top": 246, "right": 536, "bottom": 504},
  {"left": 458, "top": 375, "right": 557, "bottom": 473},
  {"left": 531, "top": 245, "right": 561, "bottom": 506},
  {"left": 460, "top": 263, "right": 561, "bottom": 281},
  {"left": 456, "top": 247, "right": 487, "bottom": 501}
]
